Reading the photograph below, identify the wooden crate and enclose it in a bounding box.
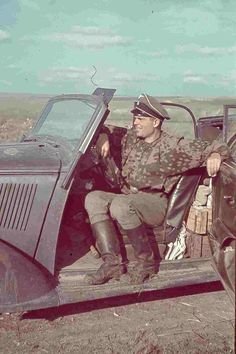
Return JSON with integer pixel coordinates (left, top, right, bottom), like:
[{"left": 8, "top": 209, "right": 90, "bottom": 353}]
[
  {"left": 186, "top": 205, "right": 212, "bottom": 257},
  {"left": 185, "top": 231, "right": 211, "bottom": 258},
  {"left": 186, "top": 206, "right": 212, "bottom": 235}
]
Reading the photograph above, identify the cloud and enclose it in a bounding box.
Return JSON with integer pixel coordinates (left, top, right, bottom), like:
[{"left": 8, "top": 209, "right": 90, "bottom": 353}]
[
  {"left": 0, "top": 79, "right": 12, "bottom": 86},
  {"left": 39, "top": 66, "right": 90, "bottom": 84},
  {"left": 176, "top": 44, "right": 236, "bottom": 56},
  {"left": 217, "top": 71, "right": 236, "bottom": 88},
  {"left": 44, "top": 26, "right": 132, "bottom": 49},
  {"left": 39, "top": 66, "right": 160, "bottom": 89},
  {"left": 7, "top": 64, "right": 20, "bottom": 69},
  {"left": 183, "top": 75, "right": 207, "bottom": 84},
  {"left": 105, "top": 68, "right": 160, "bottom": 85},
  {"left": 183, "top": 70, "right": 207, "bottom": 84},
  {"left": 0, "top": 29, "right": 10, "bottom": 42},
  {"left": 113, "top": 72, "right": 159, "bottom": 83},
  {"left": 71, "top": 26, "right": 113, "bottom": 36},
  {"left": 183, "top": 70, "right": 236, "bottom": 89},
  {"left": 140, "top": 50, "right": 168, "bottom": 58},
  {"left": 19, "top": 0, "right": 40, "bottom": 10}
]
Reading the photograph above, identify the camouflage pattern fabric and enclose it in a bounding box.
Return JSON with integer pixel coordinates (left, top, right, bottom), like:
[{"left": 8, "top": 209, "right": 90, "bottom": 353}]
[{"left": 104, "top": 125, "right": 230, "bottom": 194}]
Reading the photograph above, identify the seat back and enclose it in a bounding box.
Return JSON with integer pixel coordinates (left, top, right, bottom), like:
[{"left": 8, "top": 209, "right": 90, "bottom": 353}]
[{"left": 152, "top": 168, "right": 204, "bottom": 244}]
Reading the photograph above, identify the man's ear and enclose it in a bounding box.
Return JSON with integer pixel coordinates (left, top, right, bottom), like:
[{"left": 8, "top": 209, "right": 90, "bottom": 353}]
[{"left": 153, "top": 118, "right": 161, "bottom": 128}]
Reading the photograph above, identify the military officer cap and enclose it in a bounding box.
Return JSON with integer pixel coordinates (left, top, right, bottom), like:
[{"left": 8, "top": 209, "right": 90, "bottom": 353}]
[{"left": 131, "top": 93, "right": 170, "bottom": 120}]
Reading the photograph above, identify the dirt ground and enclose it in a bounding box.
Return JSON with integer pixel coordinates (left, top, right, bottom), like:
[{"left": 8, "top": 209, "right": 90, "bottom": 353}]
[{"left": 0, "top": 283, "right": 235, "bottom": 354}]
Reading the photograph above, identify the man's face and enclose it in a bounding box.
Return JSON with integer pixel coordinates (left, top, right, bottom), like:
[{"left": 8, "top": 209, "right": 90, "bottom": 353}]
[{"left": 133, "top": 115, "right": 161, "bottom": 139}]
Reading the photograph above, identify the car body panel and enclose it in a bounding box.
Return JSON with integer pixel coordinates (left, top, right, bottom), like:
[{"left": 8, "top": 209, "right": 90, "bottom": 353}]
[
  {"left": 34, "top": 172, "right": 70, "bottom": 274},
  {"left": 0, "top": 240, "right": 59, "bottom": 313},
  {"left": 0, "top": 143, "right": 60, "bottom": 172},
  {"left": 0, "top": 174, "right": 60, "bottom": 257},
  {"left": 208, "top": 105, "right": 236, "bottom": 304},
  {"left": 215, "top": 161, "right": 236, "bottom": 237}
]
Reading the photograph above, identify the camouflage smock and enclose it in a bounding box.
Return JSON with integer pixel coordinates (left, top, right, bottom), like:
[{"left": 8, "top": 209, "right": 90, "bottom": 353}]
[{"left": 105, "top": 125, "right": 230, "bottom": 194}]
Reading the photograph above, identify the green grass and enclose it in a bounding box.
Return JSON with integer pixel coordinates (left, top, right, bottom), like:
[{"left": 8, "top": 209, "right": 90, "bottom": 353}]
[
  {"left": 107, "top": 96, "right": 236, "bottom": 139},
  {"left": 0, "top": 94, "right": 235, "bottom": 141},
  {"left": 0, "top": 96, "right": 49, "bottom": 122}
]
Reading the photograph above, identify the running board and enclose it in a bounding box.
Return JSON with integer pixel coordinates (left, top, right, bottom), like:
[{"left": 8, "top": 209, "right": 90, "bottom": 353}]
[
  {"left": 57, "top": 258, "right": 219, "bottom": 306},
  {"left": 1, "top": 258, "right": 219, "bottom": 313}
]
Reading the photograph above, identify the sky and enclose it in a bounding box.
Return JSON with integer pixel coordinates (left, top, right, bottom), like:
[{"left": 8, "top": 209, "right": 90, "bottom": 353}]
[{"left": 0, "top": 0, "right": 236, "bottom": 96}]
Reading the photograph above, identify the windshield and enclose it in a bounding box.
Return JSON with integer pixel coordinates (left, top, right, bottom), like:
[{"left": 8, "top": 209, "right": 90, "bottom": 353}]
[{"left": 32, "top": 98, "right": 99, "bottom": 148}]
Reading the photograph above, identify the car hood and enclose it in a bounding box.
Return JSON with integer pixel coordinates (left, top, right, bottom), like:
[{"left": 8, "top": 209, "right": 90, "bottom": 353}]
[{"left": 0, "top": 142, "right": 61, "bottom": 172}]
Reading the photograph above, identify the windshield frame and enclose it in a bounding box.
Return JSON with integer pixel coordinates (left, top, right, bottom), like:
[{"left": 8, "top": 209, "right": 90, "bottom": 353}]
[{"left": 223, "top": 104, "right": 236, "bottom": 144}]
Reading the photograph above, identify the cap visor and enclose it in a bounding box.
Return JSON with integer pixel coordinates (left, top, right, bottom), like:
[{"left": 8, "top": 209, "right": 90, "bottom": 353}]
[{"left": 130, "top": 108, "right": 140, "bottom": 114}]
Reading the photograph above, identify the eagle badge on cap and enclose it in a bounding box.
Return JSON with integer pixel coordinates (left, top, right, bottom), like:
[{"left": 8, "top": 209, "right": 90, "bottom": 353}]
[{"left": 131, "top": 94, "right": 170, "bottom": 120}]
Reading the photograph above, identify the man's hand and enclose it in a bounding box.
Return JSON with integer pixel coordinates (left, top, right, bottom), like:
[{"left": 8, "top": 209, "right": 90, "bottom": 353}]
[
  {"left": 206, "top": 152, "right": 222, "bottom": 177},
  {"left": 96, "top": 133, "right": 110, "bottom": 158}
]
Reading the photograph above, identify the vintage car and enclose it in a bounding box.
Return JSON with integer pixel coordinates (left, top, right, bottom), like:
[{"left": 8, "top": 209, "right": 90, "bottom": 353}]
[{"left": 0, "top": 88, "right": 235, "bottom": 313}]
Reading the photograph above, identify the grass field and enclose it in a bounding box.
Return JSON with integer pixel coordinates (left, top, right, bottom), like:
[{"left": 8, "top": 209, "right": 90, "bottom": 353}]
[{"left": 0, "top": 93, "right": 235, "bottom": 142}]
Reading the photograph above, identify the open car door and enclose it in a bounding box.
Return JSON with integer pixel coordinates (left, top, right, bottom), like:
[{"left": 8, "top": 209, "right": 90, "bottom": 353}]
[
  {"left": 27, "top": 89, "right": 116, "bottom": 270},
  {"left": 0, "top": 88, "right": 115, "bottom": 312}
]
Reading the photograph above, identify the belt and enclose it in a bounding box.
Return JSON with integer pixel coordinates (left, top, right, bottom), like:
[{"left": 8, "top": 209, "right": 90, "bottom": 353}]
[{"left": 128, "top": 184, "right": 165, "bottom": 195}]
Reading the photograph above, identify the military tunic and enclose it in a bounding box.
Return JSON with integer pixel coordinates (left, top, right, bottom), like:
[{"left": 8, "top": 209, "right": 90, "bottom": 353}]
[
  {"left": 85, "top": 125, "right": 230, "bottom": 229},
  {"left": 108, "top": 125, "right": 230, "bottom": 194}
]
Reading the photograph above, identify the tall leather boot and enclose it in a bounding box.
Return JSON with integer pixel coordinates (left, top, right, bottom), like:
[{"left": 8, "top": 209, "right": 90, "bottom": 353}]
[
  {"left": 85, "top": 220, "right": 123, "bottom": 285},
  {"left": 126, "top": 224, "right": 157, "bottom": 284}
]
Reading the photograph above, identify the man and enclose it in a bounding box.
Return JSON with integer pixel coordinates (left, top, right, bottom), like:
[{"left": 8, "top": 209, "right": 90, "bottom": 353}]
[{"left": 84, "top": 94, "right": 230, "bottom": 285}]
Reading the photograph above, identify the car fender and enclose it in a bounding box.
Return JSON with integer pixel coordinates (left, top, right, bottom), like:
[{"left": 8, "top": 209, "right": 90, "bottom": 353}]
[{"left": 0, "top": 240, "right": 59, "bottom": 313}]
